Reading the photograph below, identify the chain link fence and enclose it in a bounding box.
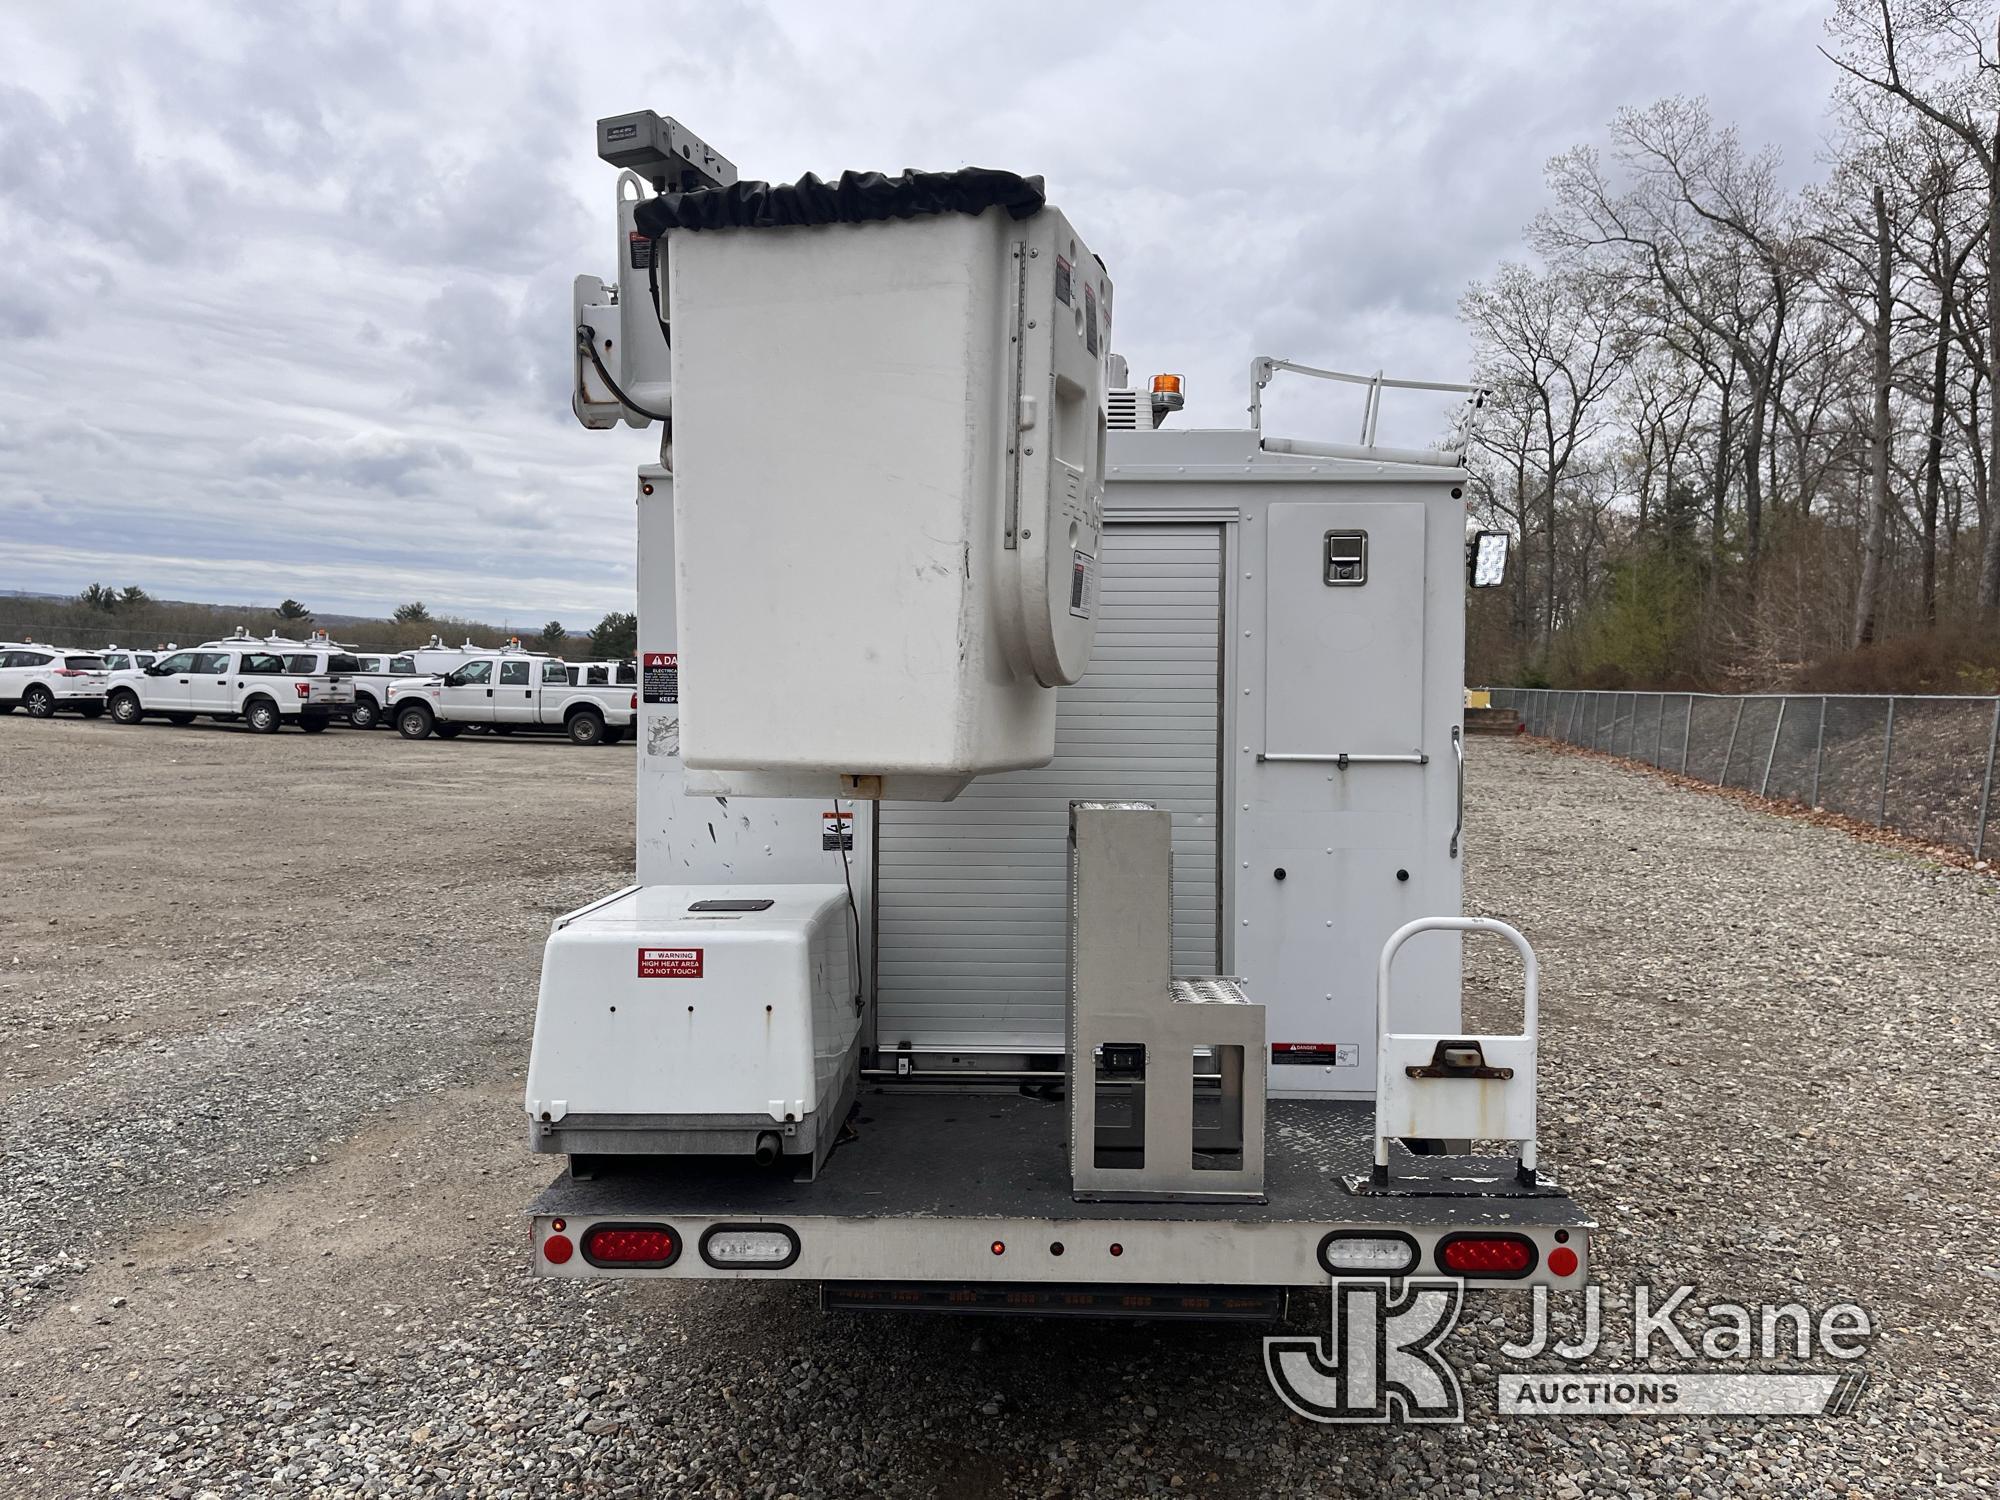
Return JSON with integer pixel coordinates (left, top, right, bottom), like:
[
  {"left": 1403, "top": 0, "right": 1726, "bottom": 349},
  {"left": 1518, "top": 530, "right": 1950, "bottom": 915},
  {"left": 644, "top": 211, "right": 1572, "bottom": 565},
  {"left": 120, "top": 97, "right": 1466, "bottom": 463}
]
[
  {"left": 0, "top": 619, "right": 150, "bottom": 651},
  {"left": 1488, "top": 688, "right": 2000, "bottom": 861}
]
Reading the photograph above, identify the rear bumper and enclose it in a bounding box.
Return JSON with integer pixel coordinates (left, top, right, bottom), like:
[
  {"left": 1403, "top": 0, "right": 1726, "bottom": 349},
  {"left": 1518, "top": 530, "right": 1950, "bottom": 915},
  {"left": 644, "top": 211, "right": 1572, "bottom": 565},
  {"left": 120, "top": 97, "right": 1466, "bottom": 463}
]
[
  {"left": 528, "top": 1091, "right": 1591, "bottom": 1293},
  {"left": 530, "top": 1201, "right": 1587, "bottom": 1291}
]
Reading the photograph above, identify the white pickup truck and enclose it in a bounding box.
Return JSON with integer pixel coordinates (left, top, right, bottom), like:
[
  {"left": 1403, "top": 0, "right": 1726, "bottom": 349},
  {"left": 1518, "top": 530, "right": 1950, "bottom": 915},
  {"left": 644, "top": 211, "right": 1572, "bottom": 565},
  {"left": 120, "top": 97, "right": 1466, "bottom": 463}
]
[
  {"left": 340, "top": 651, "right": 420, "bottom": 730},
  {"left": 385, "top": 653, "right": 635, "bottom": 745},
  {"left": 105, "top": 646, "right": 356, "bottom": 732}
]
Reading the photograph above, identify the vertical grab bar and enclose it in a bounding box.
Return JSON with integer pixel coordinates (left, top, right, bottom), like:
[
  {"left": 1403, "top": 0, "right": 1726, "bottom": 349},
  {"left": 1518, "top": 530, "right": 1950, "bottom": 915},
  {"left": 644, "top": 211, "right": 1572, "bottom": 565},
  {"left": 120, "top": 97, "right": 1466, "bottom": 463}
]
[
  {"left": 1374, "top": 915, "right": 1540, "bottom": 1184},
  {"left": 1449, "top": 726, "right": 1464, "bottom": 858}
]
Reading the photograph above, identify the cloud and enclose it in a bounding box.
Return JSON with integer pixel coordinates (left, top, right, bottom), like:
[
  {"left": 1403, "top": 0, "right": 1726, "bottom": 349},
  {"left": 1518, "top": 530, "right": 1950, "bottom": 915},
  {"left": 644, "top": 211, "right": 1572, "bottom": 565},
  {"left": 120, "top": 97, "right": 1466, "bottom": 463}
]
[
  {"left": 472, "top": 489, "right": 565, "bottom": 534},
  {"left": 244, "top": 431, "right": 469, "bottom": 495},
  {"left": 0, "top": 0, "right": 1838, "bottom": 620}
]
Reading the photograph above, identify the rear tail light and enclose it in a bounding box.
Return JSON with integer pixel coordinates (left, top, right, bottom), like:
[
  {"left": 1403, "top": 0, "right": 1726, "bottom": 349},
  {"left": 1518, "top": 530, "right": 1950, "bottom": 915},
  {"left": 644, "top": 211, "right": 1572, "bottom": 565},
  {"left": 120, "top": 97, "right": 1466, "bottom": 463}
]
[
  {"left": 541, "top": 1233, "right": 573, "bottom": 1264},
  {"left": 295, "top": 683, "right": 311, "bottom": 698},
  {"left": 581, "top": 1222, "right": 681, "bottom": 1268},
  {"left": 630, "top": 693, "right": 638, "bottom": 710},
  {"left": 699, "top": 1224, "right": 800, "bottom": 1268},
  {"left": 1436, "top": 1233, "right": 1537, "bottom": 1278},
  {"left": 1318, "top": 1232, "right": 1419, "bottom": 1276}
]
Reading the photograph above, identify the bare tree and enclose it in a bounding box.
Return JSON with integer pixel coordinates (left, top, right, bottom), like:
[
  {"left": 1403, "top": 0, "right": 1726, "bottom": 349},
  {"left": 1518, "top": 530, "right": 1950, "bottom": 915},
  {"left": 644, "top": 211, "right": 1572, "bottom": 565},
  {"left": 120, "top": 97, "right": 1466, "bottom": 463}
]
[
  {"left": 1456, "top": 27, "right": 2000, "bottom": 688},
  {"left": 1536, "top": 98, "right": 1804, "bottom": 614},
  {"left": 1826, "top": 0, "right": 2000, "bottom": 611},
  {"left": 1462, "top": 263, "right": 1625, "bottom": 654},
  {"left": 1465, "top": 382, "right": 1540, "bottom": 654},
  {"left": 1854, "top": 184, "right": 1898, "bottom": 645}
]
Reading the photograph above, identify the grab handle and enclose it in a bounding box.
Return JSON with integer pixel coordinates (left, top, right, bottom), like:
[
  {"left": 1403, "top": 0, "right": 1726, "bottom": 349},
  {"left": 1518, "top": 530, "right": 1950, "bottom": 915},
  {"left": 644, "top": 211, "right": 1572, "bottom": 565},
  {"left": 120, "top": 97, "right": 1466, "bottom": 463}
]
[
  {"left": 1375, "top": 915, "right": 1537, "bottom": 1052},
  {"left": 1450, "top": 726, "right": 1464, "bottom": 858}
]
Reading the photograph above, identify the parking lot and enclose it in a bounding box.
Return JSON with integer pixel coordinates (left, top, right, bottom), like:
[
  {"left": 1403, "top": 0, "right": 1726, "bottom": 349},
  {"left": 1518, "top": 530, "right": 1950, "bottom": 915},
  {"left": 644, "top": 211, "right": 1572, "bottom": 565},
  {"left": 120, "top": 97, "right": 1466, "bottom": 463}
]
[{"left": 2, "top": 716, "right": 1995, "bottom": 1497}]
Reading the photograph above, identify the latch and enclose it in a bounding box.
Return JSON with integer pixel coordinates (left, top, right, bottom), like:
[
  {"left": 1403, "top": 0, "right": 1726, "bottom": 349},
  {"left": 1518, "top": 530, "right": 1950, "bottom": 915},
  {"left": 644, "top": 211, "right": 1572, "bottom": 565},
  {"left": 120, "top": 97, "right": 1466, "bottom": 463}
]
[
  {"left": 1323, "top": 529, "right": 1368, "bottom": 586},
  {"left": 1404, "top": 1039, "right": 1514, "bottom": 1081}
]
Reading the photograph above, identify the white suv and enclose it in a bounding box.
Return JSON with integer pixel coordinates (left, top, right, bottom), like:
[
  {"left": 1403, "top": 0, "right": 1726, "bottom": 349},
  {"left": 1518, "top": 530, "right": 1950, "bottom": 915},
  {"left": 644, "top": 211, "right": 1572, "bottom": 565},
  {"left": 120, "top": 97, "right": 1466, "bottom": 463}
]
[
  {"left": 0, "top": 647, "right": 111, "bottom": 718},
  {"left": 106, "top": 647, "right": 355, "bottom": 732}
]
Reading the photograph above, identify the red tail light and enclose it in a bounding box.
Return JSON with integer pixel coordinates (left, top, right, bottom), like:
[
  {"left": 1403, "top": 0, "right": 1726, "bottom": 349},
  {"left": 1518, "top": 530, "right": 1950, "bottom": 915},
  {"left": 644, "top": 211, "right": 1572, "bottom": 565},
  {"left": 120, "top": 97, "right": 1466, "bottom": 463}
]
[
  {"left": 295, "top": 683, "right": 311, "bottom": 698},
  {"left": 541, "top": 1233, "right": 574, "bottom": 1264},
  {"left": 581, "top": 1223, "right": 681, "bottom": 1268},
  {"left": 1436, "top": 1234, "right": 1536, "bottom": 1278},
  {"left": 630, "top": 693, "right": 638, "bottom": 710},
  {"left": 56, "top": 669, "right": 83, "bottom": 677}
]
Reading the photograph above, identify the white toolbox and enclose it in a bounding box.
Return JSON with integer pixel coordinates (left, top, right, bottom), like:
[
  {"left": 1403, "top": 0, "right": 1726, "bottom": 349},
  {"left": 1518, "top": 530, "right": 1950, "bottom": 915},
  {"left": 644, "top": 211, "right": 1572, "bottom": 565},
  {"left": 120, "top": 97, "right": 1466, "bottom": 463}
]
[{"left": 525, "top": 884, "right": 859, "bottom": 1174}]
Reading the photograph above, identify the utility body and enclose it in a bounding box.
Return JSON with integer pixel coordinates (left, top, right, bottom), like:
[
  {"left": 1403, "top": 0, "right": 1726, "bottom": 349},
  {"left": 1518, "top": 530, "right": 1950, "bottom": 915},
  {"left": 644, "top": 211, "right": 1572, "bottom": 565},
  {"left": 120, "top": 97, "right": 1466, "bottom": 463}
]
[{"left": 526, "top": 112, "right": 1588, "bottom": 1315}]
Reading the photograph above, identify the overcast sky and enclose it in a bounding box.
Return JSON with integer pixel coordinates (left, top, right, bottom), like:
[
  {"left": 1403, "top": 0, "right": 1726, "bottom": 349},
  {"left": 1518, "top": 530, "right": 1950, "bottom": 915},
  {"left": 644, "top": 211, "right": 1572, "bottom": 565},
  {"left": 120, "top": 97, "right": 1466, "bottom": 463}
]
[{"left": 0, "top": 0, "right": 1839, "bottom": 628}]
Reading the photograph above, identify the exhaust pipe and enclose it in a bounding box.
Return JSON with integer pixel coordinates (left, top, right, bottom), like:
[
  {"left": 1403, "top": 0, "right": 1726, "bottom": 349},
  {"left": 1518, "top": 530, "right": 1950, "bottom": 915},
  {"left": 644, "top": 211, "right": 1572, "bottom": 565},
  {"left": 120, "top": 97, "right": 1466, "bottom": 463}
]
[{"left": 753, "top": 1131, "right": 782, "bottom": 1167}]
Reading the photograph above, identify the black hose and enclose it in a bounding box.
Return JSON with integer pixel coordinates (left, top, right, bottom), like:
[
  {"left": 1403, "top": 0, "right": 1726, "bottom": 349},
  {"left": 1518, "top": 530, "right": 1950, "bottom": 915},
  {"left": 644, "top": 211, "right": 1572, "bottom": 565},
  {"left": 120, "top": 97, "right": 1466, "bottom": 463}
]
[{"left": 577, "top": 324, "right": 672, "bottom": 423}]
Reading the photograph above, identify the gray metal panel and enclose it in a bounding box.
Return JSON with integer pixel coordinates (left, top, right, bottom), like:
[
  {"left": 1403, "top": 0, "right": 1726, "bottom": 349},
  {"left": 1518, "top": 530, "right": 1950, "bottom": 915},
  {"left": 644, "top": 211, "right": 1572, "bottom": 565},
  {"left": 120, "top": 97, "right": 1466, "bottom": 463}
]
[
  {"left": 875, "top": 524, "right": 1224, "bottom": 1051},
  {"left": 531, "top": 1095, "right": 1584, "bottom": 1230},
  {"left": 1264, "top": 501, "right": 1427, "bottom": 756}
]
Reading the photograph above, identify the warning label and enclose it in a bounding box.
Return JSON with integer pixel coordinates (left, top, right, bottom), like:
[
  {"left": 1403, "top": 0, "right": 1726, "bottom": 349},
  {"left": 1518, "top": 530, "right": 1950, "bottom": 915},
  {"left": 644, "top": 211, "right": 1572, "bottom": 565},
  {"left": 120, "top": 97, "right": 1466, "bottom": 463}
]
[
  {"left": 1272, "top": 1043, "right": 1359, "bottom": 1067},
  {"left": 1054, "top": 254, "right": 1072, "bottom": 305},
  {"left": 642, "top": 651, "right": 678, "bottom": 705},
  {"left": 822, "top": 810, "right": 854, "bottom": 852},
  {"left": 1068, "top": 550, "right": 1097, "bottom": 619},
  {"left": 1083, "top": 284, "right": 1099, "bottom": 355},
  {"left": 638, "top": 947, "right": 702, "bottom": 979},
  {"left": 628, "top": 231, "right": 653, "bottom": 270}
]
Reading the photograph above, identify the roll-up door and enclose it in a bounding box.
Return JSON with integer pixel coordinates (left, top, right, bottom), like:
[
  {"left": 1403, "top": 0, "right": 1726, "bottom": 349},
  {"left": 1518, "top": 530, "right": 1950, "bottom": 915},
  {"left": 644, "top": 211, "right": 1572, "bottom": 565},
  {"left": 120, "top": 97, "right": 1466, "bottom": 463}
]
[{"left": 873, "top": 523, "right": 1224, "bottom": 1051}]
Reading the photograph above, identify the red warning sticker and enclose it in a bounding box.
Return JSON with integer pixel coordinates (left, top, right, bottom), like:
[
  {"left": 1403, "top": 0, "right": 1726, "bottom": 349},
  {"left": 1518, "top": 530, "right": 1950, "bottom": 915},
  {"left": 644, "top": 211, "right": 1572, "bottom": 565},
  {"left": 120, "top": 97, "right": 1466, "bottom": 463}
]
[{"left": 638, "top": 947, "right": 703, "bottom": 979}]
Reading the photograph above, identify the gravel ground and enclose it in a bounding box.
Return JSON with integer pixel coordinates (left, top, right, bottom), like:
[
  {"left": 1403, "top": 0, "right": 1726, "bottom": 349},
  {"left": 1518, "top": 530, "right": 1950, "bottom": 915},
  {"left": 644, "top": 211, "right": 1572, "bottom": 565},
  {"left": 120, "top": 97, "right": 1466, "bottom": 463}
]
[{"left": 2, "top": 716, "right": 1995, "bottom": 1497}]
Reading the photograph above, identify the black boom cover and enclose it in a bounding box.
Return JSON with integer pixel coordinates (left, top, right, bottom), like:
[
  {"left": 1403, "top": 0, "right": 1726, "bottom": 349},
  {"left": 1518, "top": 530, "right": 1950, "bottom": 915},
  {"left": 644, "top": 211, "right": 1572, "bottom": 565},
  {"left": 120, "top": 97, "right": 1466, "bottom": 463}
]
[{"left": 632, "top": 166, "right": 1046, "bottom": 236}]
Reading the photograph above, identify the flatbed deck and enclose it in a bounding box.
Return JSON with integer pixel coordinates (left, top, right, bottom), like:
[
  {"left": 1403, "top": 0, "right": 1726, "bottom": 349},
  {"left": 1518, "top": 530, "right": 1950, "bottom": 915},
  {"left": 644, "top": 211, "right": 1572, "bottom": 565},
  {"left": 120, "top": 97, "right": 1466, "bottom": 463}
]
[{"left": 531, "top": 1091, "right": 1591, "bottom": 1291}]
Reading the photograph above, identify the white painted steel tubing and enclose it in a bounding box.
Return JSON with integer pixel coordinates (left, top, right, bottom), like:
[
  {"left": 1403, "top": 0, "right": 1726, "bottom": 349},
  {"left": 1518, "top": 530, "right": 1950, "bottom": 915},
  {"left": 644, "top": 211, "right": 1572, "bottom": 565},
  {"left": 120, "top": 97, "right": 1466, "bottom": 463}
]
[{"left": 1373, "top": 916, "right": 1538, "bottom": 1173}]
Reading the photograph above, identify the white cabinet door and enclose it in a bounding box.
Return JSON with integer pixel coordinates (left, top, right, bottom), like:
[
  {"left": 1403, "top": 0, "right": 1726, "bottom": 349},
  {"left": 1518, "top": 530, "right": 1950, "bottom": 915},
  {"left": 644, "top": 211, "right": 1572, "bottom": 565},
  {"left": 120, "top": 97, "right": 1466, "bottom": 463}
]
[{"left": 1263, "top": 502, "right": 1427, "bottom": 757}]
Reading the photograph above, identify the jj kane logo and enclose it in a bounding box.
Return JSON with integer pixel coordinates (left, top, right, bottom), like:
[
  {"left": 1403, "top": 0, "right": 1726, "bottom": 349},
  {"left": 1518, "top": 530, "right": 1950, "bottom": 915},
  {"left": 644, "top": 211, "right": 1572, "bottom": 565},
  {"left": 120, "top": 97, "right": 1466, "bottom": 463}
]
[
  {"left": 1267, "top": 1278, "right": 1874, "bottom": 1424},
  {"left": 1264, "top": 1279, "right": 1466, "bottom": 1424}
]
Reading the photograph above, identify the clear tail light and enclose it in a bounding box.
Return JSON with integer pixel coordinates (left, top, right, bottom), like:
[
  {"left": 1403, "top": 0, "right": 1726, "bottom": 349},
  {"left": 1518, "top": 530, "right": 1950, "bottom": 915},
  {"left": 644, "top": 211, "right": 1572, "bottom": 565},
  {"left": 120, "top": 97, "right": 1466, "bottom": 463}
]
[
  {"left": 699, "top": 1225, "right": 799, "bottom": 1268},
  {"left": 1318, "top": 1232, "right": 1419, "bottom": 1276}
]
